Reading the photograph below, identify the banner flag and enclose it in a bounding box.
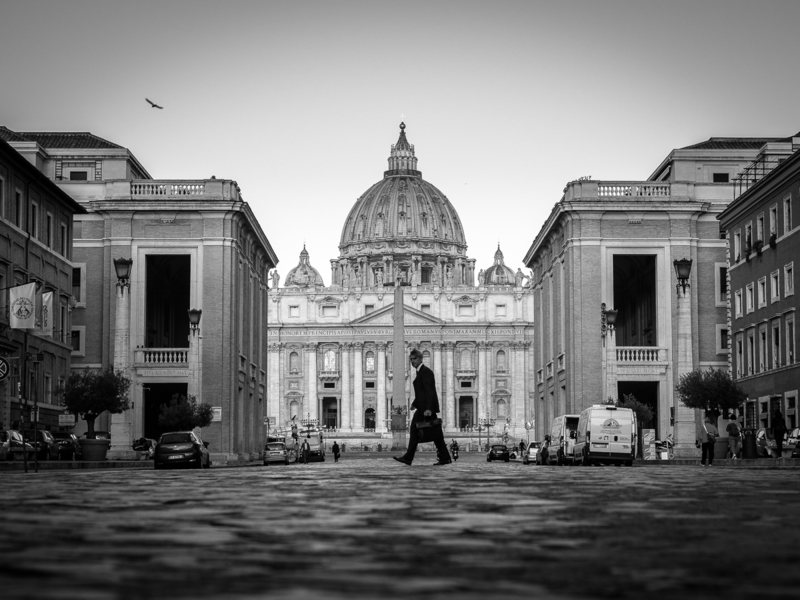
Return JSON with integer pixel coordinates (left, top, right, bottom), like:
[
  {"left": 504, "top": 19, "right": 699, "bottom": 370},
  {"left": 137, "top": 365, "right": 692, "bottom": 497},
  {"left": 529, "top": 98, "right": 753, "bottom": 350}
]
[
  {"left": 9, "top": 283, "right": 36, "bottom": 329},
  {"left": 36, "top": 292, "right": 53, "bottom": 337}
]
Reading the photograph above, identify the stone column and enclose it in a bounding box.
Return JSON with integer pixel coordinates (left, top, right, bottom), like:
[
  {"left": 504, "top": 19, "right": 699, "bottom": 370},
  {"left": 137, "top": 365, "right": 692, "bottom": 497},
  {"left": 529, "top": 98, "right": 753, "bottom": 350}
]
[
  {"left": 268, "top": 343, "right": 282, "bottom": 430},
  {"left": 305, "top": 342, "right": 318, "bottom": 421},
  {"left": 353, "top": 342, "right": 364, "bottom": 432},
  {"left": 341, "top": 342, "right": 351, "bottom": 431},
  {"left": 513, "top": 341, "right": 525, "bottom": 430},
  {"left": 478, "top": 342, "right": 489, "bottom": 419},
  {"left": 674, "top": 289, "right": 696, "bottom": 457},
  {"left": 377, "top": 342, "right": 387, "bottom": 433},
  {"left": 432, "top": 341, "right": 444, "bottom": 429},
  {"left": 109, "top": 281, "right": 132, "bottom": 459},
  {"left": 445, "top": 342, "right": 456, "bottom": 428}
]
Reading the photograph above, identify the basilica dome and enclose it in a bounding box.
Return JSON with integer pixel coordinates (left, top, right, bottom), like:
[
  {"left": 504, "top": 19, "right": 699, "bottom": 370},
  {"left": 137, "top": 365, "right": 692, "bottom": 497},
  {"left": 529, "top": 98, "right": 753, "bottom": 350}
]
[
  {"left": 284, "top": 245, "right": 324, "bottom": 288},
  {"left": 481, "top": 245, "right": 516, "bottom": 286},
  {"left": 339, "top": 123, "right": 467, "bottom": 259}
]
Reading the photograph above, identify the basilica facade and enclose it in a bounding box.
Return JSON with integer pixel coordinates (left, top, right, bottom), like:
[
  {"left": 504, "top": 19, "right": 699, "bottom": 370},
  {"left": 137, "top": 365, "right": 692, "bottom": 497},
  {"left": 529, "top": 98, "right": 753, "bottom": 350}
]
[{"left": 267, "top": 125, "right": 535, "bottom": 444}]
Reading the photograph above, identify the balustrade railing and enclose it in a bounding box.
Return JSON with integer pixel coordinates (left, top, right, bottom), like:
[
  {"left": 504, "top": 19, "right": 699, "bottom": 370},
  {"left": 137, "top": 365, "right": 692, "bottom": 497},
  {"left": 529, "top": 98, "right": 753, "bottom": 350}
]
[
  {"left": 615, "top": 347, "right": 666, "bottom": 362},
  {"left": 131, "top": 181, "right": 206, "bottom": 196},
  {"left": 135, "top": 348, "right": 189, "bottom": 365},
  {"left": 597, "top": 182, "right": 671, "bottom": 197}
]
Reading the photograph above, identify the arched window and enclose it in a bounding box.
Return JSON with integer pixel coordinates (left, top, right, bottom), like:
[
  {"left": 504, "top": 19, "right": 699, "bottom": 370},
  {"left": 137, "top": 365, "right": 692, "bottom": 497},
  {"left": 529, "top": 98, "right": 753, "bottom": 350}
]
[
  {"left": 289, "top": 351, "right": 300, "bottom": 372},
  {"left": 423, "top": 350, "right": 431, "bottom": 366},
  {"left": 365, "top": 351, "right": 375, "bottom": 373},
  {"left": 290, "top": 401, "right": 299, "bottom": 420},
  {"left": 496, "top": 399, "right": 507, "bottom": 419},
  {"left": 365, "top": 408, "right": 376, "bottom": 431},
  {"left": 324, "top": 350, "right": 336, "bottom": 371},
  {"left": 496, "top": 350, "right": 506, "bottom": 371},
  {"left": 460, "top": 348, "right": 472, "bottom": 370}
]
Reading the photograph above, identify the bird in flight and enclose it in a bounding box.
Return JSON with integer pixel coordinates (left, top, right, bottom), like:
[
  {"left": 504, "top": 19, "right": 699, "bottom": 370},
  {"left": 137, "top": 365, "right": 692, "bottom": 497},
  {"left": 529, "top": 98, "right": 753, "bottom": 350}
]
[{"left": 145, "top": 98, "right": 163, "bottom": 109}]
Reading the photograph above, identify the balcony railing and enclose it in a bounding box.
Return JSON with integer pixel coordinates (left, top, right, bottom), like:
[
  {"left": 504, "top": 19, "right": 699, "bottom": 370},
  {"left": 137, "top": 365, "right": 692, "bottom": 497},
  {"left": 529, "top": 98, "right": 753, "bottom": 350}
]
[
  {"left": 131, "top": 182, "right": 206, "bottom": 196},
  {"left": 135, "top": 348, "right": 188, "bottom": 365},
  {"left": 597, "top": 182, "right": 671, "bottom": 197},
  {"left": 615, "top": 347, "right": 667, "bottom": 362},
  {"left": 733, "top": 156, "right": 789, "bottom": 199}
]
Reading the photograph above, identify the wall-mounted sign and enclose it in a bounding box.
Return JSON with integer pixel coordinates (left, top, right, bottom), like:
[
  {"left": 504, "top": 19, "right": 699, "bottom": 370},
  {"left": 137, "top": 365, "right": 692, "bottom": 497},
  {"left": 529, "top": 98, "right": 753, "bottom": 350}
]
[
  {"left": 58, "top": 414, "right": 76, "bottom": 426},
  {"left": 0, "top": 357, "right": 9, "bottom": 382},
  {"left": 211, "top": 407, "right": 222, "bottom": 422}
]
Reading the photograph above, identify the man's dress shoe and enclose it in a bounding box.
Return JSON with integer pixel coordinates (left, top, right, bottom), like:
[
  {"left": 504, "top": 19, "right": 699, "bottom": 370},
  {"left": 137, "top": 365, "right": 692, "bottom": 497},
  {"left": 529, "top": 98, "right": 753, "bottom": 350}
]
[
  {"left": 393, "top": 456, "right": 412, "bottom": 465},
  {"left": 432, "top": 461, "right": 452, "bottom": 466}
]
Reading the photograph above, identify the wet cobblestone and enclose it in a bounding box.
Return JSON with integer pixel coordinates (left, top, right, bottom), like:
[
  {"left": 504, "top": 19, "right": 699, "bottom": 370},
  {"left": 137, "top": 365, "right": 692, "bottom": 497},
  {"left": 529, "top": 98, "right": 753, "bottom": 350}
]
[{"left": 1, "top": 455, "right": 798, "bottom": 599}]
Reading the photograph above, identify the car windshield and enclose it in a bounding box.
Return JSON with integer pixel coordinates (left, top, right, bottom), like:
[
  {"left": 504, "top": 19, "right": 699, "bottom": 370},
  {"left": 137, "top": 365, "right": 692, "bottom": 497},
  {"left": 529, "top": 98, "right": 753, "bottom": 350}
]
[{"left": 161, "top": 433, "right": 193, "bottom": 444}]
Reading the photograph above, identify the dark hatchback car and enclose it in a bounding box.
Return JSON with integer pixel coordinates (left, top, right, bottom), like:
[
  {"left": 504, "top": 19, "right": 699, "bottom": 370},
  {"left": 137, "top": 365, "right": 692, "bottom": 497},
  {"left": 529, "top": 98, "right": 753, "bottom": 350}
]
[
  {"left": 52, "top": 432, "right": 82, "bottom": 460},
  {"left": 487, "top": 444, "right": 510, "bottom": 462},
  {"left": 26, "top": 430, "right": 60, "bottom": 460},
  {"left": 154, "top": 431, "right": 211, "bottom": 470}
]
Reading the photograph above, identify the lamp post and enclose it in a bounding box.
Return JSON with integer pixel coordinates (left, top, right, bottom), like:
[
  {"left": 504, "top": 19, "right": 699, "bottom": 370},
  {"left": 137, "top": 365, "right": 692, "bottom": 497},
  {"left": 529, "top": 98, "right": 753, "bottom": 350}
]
[
  {"left": 673, "top": 258, "right": 695, "bottom": 457},
  {"left": 479, "top": 417, "right": 496, "bottom": 451},
  {"left": 601, "top": 303, "right": 618, "bottom": 403},
  {"left": 110, "top": 258, "right": 133, "bottom": 459},
  {"left": 187, "top": 308, "right": 202, "bottom": 406}
]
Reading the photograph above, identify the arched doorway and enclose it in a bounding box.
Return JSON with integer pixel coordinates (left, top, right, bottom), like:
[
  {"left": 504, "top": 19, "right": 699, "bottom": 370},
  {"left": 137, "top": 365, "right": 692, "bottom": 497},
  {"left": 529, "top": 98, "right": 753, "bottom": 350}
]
[{"left": 364, "top": 408, "right": 376, "bottom": 431}]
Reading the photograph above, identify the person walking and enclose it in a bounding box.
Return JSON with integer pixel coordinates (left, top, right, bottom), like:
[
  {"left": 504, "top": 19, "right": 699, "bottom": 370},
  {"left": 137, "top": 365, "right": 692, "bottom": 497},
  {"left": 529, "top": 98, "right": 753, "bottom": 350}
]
[
  {"left": 701, "top": 417, "right": 719, "bottom": 466},
  {"left": 300, "top": 439, "right": 310, "bottom": 465},
  {"left": 393, "top": 349, "right": 452, "bottom": 466},
  {"left": 332, "top": 441, "right": 340, "bottom": 463},
  {"left": 450, "top": 439, "right": 459, "bottom": 462},
  {"left": 726, "top": 416, "right": 742, "bottom": 459},
  {"left": 773, "top": 410, "right": 789, "bottom": 459}
]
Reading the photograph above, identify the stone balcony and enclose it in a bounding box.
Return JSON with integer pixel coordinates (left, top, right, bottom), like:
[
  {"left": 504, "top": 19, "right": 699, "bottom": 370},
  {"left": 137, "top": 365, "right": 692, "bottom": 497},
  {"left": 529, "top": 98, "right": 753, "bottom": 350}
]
[
  {"left": 563, "top": 180, "right": 734, "bottom": 203},
  {"left": 134, "top": 348, "right": 188, "bottom": 366},
  {"left": 615, "top": 347, "right": 667, "bottom": 362},
  {"left": 57, "top": 178, "right": 243, "bottom": 204}
]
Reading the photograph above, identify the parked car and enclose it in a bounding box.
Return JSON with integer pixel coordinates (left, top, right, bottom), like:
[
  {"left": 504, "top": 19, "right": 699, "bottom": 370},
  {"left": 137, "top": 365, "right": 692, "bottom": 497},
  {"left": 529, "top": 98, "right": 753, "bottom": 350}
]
[
  {"left": 487, "top": 444, "right": 510, "bottom": 462},
  {"left": 154, "top": 431, "right": 211, "bottom": 469},
  {"left": 52, "top": 432, "right": 82, "bottom": 460},
  {"left": 1, "top": 430, "right": 35, "bottom": 461},
  {"left": 25, "top": 430, "right": 60, "bottom": 460},
  {"left": 263, "top": 441, "right": 290, "bottom": 465},
  {"left": 522, "top": 441, "right": 542, "bottom": 465}
]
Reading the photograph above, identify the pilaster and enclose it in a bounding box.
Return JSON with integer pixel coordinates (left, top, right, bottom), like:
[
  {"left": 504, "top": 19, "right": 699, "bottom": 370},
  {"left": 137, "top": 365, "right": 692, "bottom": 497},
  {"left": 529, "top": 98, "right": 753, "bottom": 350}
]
[
  {"left": 305, "top": 342, "right": 318, "bottom": 420},
  {"left": 352, "top": 342, "right": 364, "bottom": 431},
  {"left": 377, "top": 342, "right": 387, "bottom": 433},
  {"left": 341, "top": 342, "right": 351, "bottom": 430}
]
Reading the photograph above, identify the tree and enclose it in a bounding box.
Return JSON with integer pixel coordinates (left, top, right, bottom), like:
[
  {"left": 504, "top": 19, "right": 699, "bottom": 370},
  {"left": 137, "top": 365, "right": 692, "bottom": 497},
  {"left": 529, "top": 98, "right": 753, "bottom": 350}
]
[
  {"left": 158, "top": 394, "right": 214, "bottom": 432},
  {"left": 58, "top": 368, "right": 131, "bottom": 438},
  {"left": 617, "top": 393, "right": 654, "bottom": 427},
  {"left": 676, "top": 368, "right": 747, "bottom": 422}
]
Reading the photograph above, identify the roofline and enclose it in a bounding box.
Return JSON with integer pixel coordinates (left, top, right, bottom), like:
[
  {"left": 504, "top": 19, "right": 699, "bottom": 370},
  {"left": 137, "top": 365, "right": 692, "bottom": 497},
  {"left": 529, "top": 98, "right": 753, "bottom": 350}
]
[{"left": 0, "top": 137, "right": 87, "bottom": 214}]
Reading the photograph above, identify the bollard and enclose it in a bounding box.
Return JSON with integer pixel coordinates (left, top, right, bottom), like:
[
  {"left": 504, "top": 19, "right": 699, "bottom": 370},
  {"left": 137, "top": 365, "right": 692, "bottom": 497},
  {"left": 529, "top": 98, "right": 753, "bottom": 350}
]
[{"left": 742, "top": 429, "right": 757, "bottom": 459}]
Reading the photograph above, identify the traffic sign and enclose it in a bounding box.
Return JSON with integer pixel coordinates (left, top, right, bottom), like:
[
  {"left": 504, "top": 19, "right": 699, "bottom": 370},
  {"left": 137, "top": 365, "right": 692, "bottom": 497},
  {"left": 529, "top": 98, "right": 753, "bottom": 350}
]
[{"left": 0, "top": 357, "right": 9, "bottom": 382}]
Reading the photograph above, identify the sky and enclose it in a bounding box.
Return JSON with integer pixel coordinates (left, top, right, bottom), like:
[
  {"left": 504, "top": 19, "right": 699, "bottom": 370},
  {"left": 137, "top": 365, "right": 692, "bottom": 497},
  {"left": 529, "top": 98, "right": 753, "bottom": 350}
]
[{"left": 2, "top": 0, "right": 800, "bottom": 281}]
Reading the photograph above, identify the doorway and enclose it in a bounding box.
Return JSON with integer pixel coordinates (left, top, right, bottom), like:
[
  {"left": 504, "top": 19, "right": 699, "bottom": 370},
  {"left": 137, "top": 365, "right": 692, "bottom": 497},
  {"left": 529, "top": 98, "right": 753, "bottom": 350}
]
[
  {"left": 144, "top": 382, "right": 188, "bottom": 440},
  {"left": 145, "top": 255, "right": 191, "bottom": 348},
  {"left": 613, "top": 255, "right": 657, "bottom": 347},
  {"left": 458, "top": 396, "right": 474, "bottom": 430},
  {"left": 322, "top": 397, "right": 338, "bottom": 429},
  {"left": 364, "top": 408, "right": 376, "bottom": 431}
]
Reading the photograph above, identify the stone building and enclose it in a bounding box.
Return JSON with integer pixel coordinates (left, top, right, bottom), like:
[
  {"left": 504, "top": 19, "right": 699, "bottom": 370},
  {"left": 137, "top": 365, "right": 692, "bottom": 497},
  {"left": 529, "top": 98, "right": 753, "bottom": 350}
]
[
  {"left": 267, "top": 125, "right": 534, "bottom": 445},
  {"left": 0, "top": 135, "right": 86, "bottom": 434},
  {"left": 0, "top": 127, "right": 278, "bottom": 461},
  {"left": 718, "top": 132, "right": 800, "bottom": 438},
  {"left": 523, "top": 135, "right": 788, "bottom": 454}
]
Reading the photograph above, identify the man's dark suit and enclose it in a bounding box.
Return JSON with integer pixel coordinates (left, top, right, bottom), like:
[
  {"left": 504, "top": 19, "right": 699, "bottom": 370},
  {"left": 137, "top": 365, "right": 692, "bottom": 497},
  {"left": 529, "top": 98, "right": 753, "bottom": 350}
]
[{"left": 403, "top": 363, "right": 451, "bottom": 463}]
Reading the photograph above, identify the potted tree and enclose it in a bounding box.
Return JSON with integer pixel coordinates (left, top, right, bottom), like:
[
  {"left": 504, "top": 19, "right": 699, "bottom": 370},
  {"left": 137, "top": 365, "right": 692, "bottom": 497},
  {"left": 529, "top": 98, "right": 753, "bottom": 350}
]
[
  {"left": 58, "top": 368, "right": 131, "bottom": 461},
  {"left": 158, "top": 394, "right": 214, "bottom": 432}
]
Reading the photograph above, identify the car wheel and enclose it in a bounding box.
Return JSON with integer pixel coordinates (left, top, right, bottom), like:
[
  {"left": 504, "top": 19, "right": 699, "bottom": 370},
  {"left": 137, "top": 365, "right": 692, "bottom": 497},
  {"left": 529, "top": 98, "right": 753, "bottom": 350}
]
[
  {"left": 263, "top": 461, "right": 269, "bottom": 466},
  {"left": 154, "top": 463, "right": 163, "bottom": 470},
  {"left": 284, "top": 460, "right": 288, "bottom": 465},
  {"left": 625, "top": 461, "right": 633, "bottom": 467},
  {"left": 504, "top": 458, "right": 509, "bottom": 463}
]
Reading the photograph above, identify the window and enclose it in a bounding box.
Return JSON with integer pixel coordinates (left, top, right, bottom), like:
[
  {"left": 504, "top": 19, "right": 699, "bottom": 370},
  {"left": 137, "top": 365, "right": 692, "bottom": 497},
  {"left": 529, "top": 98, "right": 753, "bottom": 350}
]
[
  {"left": 757, "top": 214, "right": 764, "bottom": 242},
  {"left": 45, "top": 213, "right": 53, "bottom": 248},
  {"left": 60, "top": 304, "right": 67, "bottom": 344},
  {"left": 496, "top": 349, "right": 507, "bottom": 370},
  {"left": 785, "top": 263, "right": 794, "bottom": 296},
  {"left": 736, "top": 335, "right": 743, "bottom": 377},
  {"left": 365, "top": 381, "right": 375, "bottom": 389},
  {"left": 495, "top": 304, "right": 507, "bottom": 317},
  {"left": 746, "top": 283, "right": 754, "bottom": 313},
  {"left": 758, "top": 277, "right": 767, "bottom": 308},
  {"left": 0, "top": 270, "right": 5, "bottom": 318},
  {"left": 716, "top": 264, "right": 728, "bottom": 305},
  {"left": 0, "top": 172, "right": 5, "bottom": 219},
  {"left": 321, "top": 305, "right": 338, "bottom": 317},
  {"left": 365, "top": 351, "right": 375, "bottom": 372},
  {"left": 734, "top": 230, "right": 741, "bottom": 261},
  {"left": 289, "top": 305, "right": 299, "bottom": 317},
  {"left": 323, "top": 382, "right": 334, "bottom": 389},
  {"left": 72, "top": 264, "right": 86, "bottom": 306},
  {"left": 496, "top": 399, "right": 508, "bottom": 419},
  {"left": 788, "top": 317, "right": 796, "bottom": 364},
  {"left": 364, "top": 304, "right": 374, "bottom": 315},
  {"left": 745, "top": 222, "right": 752, "bottom": 252},
  {"left": 421, "top": 268, "right": 431, "bottom": 284},
  {"left": 60, "top": 223, "right": 67, "bottom": 256},
  {"left": 420, "top": 304, "right": 431, "bottom": 314},
  {"left": 712, "top": 173, "right": 729, "bottom": 183},
  {"left": 44, "top": 374, "right": 52, "bottom": 405},
  {"left": 772, "top": 321, "right": 781, "bottom": 369},
  {"left": 30, "top": 201, "right": 38, "bottom": 239},
  {"left": 716, "top": 325, "right": 729, "bottom": 355},
  {"left": 784, "top": 196, "right": 793, "bottom": 234},
  {"left": 747, "top": 331, "right": 755, "bottom": 375},
  {"left": 423, "top": 350, "right": 430, "bottom": 366},
  {"left": 289, "top": 351, "right": 300, "bottom": 373},
  {"left": 458, "top": 304, "right": 474, "bottom": 317},
  {"left": 759, "top": 326, "right": 767, "bottom": 372},
  {"left": 323, "top": 350, "right": 336, "bottom": 371},
  {"left": 15, "top": 189, "right": 22, "bottom": 228},
  {"left": 69, "top": 171, "right": 88, "bottom": 181},
  {"left": 770, "top": 205, "right": 778, "bottom": 236},
  {"left": 771, "top": 271, "right": 780, "bottom": 303},
  {"left": 735, "top": 289, "right": 743, "bottom": 318},
  {"left": 70, "top": 326, "right": 85, "bottom": 357},
  {"left": 459, "top": 348, "right": 473, "bottom": 370}
]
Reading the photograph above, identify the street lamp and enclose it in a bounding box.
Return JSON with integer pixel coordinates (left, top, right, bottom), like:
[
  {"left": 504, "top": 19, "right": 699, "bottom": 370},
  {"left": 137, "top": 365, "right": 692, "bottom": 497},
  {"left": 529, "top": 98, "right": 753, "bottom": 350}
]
[
  {"left": 601, "top": 303, "right": 618, "bottom": 337},
  {"left": 188, "top": 308, "right": 202, "bottom": 332},
  {"left": 113, "top": 257, "right": 133, "bottom": 288},
  {"left": 673, "top": 258, "right": 693, "bottom": 296}
]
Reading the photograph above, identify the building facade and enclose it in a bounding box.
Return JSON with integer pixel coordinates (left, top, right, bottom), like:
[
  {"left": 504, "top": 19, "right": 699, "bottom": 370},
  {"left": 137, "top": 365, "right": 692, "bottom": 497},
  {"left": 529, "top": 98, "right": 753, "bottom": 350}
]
[
  {"left": 1, "top": 128, "right": 279, "bottom": 461},
  {"left": 0, "top": 135, "right": 86, "bottom": 434},
  {"left": 718, "top": 133, "right": 800, "bottom": 438},
  {"left": 523, "top": 136, "right": 786, "bottom": 454},
  {"left": 268, "top": 125, "right": 535, "bottom": 445}
]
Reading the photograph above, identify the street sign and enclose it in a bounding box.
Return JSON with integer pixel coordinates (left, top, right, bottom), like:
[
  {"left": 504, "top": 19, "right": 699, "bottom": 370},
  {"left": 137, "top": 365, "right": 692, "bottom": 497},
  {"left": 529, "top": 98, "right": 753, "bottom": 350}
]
[
  {"left": 525, "top": 421, "right": 532, "bottom": 430},
  {"left": 58, "top": 414, "right": 76, "bottom": 426},
  {"left": 263, "top": 417, "right": 270, "bottom": 426},
  {"left": 211, "top": 407, "right": 222, "bottom": 422},
  {"left": 268, "top": 416, "right": 276, "bottom": 426},
  {"left": 0, "top": 357, "right": 9, "bottom": 382}
]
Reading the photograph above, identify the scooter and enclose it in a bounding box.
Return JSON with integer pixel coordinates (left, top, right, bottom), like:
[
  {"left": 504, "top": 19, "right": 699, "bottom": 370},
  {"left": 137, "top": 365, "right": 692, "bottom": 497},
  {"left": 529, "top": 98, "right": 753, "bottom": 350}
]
[
  {"left": 654, "top": 434, "right": 675, "bottom": 460},
  {"left": 451, "top": 446, "right": 459, "bottom": 461}
]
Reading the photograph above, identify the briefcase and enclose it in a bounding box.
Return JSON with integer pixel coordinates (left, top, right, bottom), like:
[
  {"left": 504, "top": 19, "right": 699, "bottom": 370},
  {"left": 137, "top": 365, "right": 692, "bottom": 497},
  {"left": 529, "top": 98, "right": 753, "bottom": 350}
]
[{"left": 415, "top": 418, "right": 443, "bottom": 443}]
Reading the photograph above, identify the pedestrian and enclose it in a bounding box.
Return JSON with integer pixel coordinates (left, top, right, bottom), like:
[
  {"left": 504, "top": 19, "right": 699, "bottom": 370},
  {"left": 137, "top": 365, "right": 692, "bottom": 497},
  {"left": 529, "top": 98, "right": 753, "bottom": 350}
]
[
  {"left": 701, "top": 416, "right": 719, "bottom": 466},
  {"left": 450, "top": 439, "right": 459, "bottom": 461},
  {"left": 519, "top": 440, "right": 525, "bottom": 455},
  {"left": 300, "top": 439, "right": 310, "bottom": 465},
  {"left": 772, "top": 410, "right": 788, "bottom": 459},
  {"left": 756, "top": 428, "right": 770, "bottom": 458},
  {"left": 726, "top": 415, "right": 742, "bottom": 459},
  {"left": 332, "top": 441, "right": 340, "bottom": 462},
  {"left": 393, "top": 348, "right": 452, "bottom": 466}
]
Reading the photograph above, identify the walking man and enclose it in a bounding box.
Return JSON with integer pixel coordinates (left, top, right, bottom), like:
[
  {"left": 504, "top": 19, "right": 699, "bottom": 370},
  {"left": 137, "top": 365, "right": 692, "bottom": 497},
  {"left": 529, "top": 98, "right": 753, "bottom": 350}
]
[
  {"left": 332, "top": 441, "right": 340, "bottom": 463},
  {"left": 300, "top": 439, "right": 310, "bottom": 465},
  {"left": 773, "top": 410, "right": 788, "bottom": 459},
  {"left": 726, "top": 416, "right": 742, "bottom": 459},
  {"left": 393, "top": 349, "right": 452, "bottom": 466}
]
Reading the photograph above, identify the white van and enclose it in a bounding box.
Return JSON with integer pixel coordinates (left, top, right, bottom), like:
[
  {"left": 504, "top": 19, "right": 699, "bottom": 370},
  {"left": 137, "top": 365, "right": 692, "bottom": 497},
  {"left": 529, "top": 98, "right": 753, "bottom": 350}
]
[
  {"left": 573, "top": 405, "right": 637, "bottom": 466},
  {"left": 550, "top": 414, "right": 580, "bottom": 465}
]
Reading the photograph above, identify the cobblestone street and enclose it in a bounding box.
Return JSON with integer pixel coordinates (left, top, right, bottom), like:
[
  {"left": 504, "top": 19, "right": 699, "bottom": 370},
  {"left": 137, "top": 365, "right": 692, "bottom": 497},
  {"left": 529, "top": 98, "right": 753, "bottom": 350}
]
[{"left": 2, "top": 455, "right": 799, "bottom": 600}]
